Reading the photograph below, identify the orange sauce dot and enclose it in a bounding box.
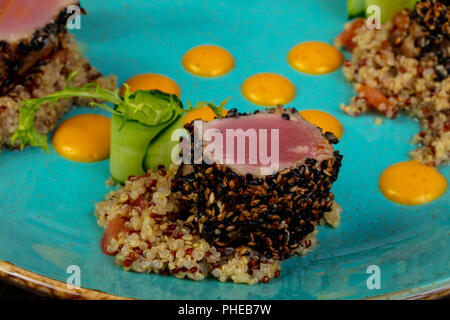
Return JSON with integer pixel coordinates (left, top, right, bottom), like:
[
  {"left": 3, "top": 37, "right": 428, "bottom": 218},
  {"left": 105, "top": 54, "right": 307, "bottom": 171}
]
[
  {"left": 379, "top": 160, "right": 447, "bottom": 205},
  {"left": 288, "top": 41, "right": 343, "bottom": 75},
  {"left": 182, "top": 45, "right": 234, "bottom": 77},
  {"left": 121, "top": 74, "right": 180, "bottom": 97},
  {"left": 241, "top": 73, "right": 296, "bottom": 106},
  {"left": 52, "top": 114, "right": 111, "bottom": 162}
]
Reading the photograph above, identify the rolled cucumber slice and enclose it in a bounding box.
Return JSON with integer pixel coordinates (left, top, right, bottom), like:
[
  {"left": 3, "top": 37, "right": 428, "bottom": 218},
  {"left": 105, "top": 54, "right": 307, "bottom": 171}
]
[
  {"left": 348, "top": 0, "right": 418, "bottom": 23},
  {"left": 110, "top": 114, "right": 174, "bottom": 183},
  {"left": 348, "top": 0, "right": 365, "bottom": 19},
  {"left": 365, "top": 0, "right": 418, "bottom": 23}
]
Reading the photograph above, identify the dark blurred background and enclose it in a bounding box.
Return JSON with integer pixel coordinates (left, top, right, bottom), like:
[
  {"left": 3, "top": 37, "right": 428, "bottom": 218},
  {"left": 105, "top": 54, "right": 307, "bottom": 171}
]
[
  {"left": 1, "top": 279, "right": 448, "bottom": 300},
  {"left": 0, "top": 280, "right": 47, "bottom": 300}
]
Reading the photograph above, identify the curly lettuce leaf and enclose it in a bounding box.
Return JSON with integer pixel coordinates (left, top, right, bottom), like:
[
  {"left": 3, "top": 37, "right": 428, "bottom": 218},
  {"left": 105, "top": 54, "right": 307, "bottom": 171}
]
[
  {"left": 11, "top": 72, "right": 122, "bottom": 152},
  {"left": 11, "top": 72, "right": 229, "bottom": 183},
  {"left": 186, "top": 98, "right": 229, "bottom": 120}
]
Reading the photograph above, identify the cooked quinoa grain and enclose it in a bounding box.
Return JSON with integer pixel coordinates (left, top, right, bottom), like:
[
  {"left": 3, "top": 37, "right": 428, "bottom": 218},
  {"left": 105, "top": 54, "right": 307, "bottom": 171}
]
[{"left": 94, "top": 166, "right": 341, "bottom": 284}]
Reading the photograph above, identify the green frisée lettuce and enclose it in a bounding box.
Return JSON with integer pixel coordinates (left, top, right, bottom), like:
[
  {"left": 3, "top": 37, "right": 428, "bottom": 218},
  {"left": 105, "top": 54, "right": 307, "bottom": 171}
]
[
  {"left": 11, "top": 73, "right": 122, "bottom": 152},
  {"left": 11, "top": 72, "right": 226, "bottom": 183}
]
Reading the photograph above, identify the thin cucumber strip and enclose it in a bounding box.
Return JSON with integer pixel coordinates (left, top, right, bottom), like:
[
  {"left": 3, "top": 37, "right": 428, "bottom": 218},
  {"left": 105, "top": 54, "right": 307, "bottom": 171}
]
[{"left": 142, "top": 116, "right": 184, "bottom": 171}]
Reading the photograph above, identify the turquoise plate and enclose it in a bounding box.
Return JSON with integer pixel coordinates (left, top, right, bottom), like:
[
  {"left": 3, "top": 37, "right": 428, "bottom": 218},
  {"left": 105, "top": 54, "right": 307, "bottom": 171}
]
[{"left": 0, "top": 0, "right": 448, "bottom": 300}]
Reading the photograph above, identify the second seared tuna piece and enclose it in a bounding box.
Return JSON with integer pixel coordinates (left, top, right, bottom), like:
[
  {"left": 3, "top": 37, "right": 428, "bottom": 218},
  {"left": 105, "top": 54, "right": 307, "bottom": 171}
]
[{"left": 0, "top": 0, "right": 79, "bottom": 95}]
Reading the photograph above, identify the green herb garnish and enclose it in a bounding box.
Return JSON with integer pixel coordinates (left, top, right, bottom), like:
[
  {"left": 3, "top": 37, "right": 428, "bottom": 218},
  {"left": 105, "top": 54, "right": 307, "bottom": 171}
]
[{"left": 11, "top": 72, "right": 227, "bottom": 183}]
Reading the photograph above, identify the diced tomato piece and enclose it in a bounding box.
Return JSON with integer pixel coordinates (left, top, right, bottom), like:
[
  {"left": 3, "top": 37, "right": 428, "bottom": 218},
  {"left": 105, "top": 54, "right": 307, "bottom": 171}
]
[
  {"left": 357, "top": 85, "right": 397, "bottom": 117},
  {"left": 100, "top": 216, "right": 129, "bottom": 255},
  {"left": 358, "top": 85, "right": 391, "bottom": 108},
  {"left": 338, "top": 18, "right": 365, "bottom": 52}
]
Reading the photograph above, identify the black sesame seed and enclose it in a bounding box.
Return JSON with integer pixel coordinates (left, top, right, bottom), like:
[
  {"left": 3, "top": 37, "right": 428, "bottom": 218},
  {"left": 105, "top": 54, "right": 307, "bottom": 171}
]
[{"left": 324, "top": 132, "right": 339, "bottom": 144}]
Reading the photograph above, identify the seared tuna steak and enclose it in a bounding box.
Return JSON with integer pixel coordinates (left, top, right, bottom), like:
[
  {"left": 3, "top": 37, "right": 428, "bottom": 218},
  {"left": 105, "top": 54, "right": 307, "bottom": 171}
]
[{"left": 172, "top": 107, "right": 343, "bottom": 259}]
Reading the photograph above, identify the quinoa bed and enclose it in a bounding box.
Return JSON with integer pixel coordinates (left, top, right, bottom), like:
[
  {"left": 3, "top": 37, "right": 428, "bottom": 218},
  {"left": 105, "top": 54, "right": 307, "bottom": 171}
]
[
  {"left": 95, "top": 166, "right": 341, "bottom": 285},
  {"left": 336, "top": 0, "right": 449, "bottom": 166}
]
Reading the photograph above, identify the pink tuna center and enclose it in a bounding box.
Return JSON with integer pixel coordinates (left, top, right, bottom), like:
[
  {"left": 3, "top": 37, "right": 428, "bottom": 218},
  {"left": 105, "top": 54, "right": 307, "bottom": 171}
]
[
  {"left": 202, "top": 113, "right": 333, "bottom": 174},
  {"left": 0, "top": 0, "right": 77, "bottom": 42}
]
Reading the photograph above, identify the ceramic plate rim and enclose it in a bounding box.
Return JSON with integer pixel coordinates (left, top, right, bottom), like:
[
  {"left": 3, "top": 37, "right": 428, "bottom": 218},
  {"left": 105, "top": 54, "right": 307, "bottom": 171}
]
[{"left": 1, "top": 259, "right": 448, "bottom": 300}]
